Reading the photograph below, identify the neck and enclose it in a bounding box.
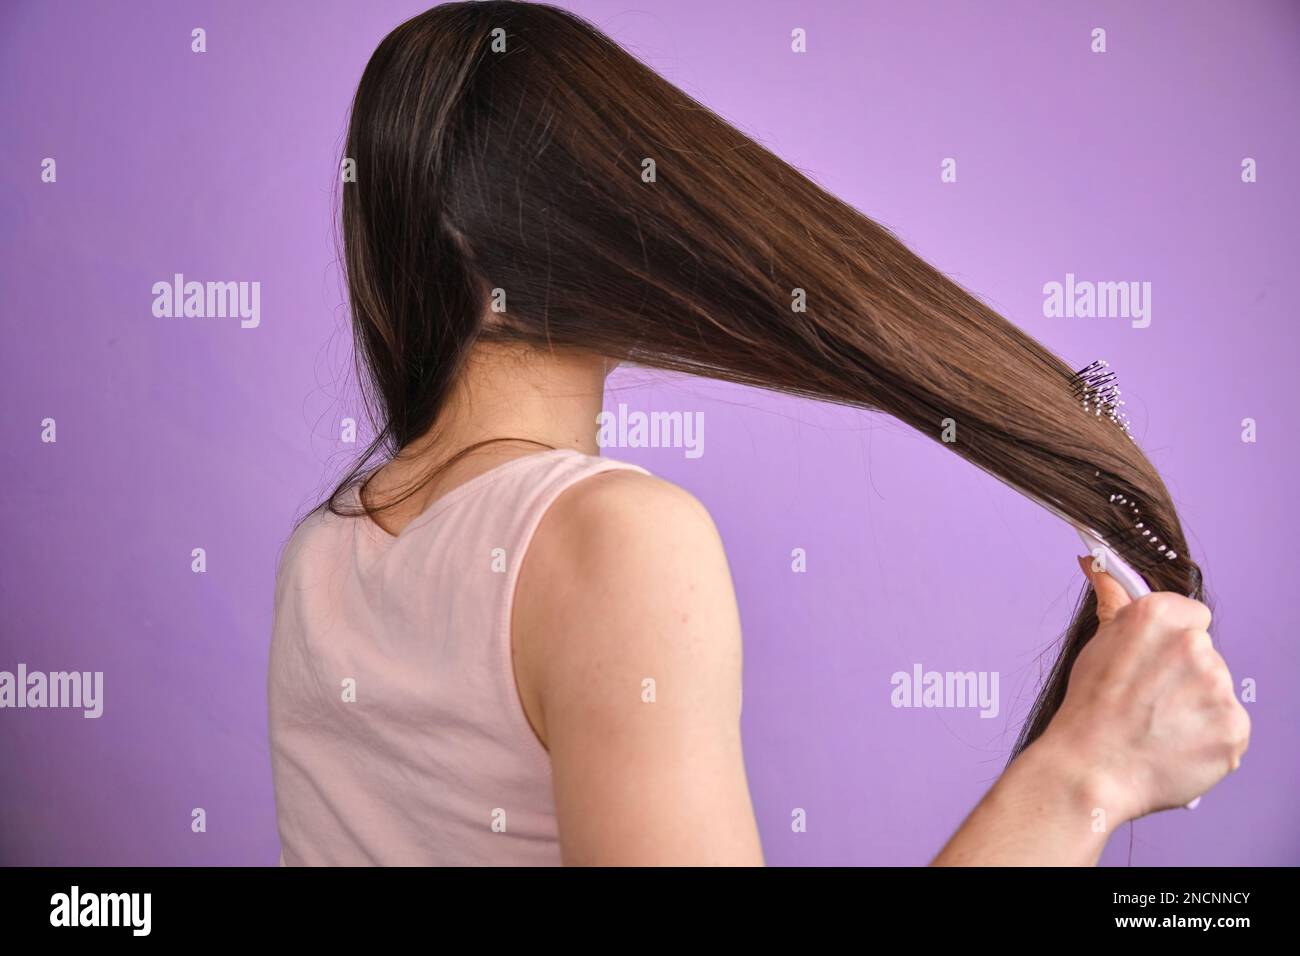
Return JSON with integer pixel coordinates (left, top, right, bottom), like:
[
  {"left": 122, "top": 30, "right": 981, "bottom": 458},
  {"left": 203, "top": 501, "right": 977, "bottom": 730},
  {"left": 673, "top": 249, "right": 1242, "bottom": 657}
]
[
  {"left": 366, "top": 342, "right": 612, "bottom": 526},
  {"left": 418, "top": 341, "right": 611, "bottom": 457}
]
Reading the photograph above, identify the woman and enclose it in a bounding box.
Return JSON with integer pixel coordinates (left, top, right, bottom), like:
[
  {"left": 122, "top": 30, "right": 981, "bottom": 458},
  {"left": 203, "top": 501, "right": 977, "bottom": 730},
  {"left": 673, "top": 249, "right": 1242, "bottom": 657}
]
[{"left": 268, "top": 1, "right": 1249, "bottom": 866}]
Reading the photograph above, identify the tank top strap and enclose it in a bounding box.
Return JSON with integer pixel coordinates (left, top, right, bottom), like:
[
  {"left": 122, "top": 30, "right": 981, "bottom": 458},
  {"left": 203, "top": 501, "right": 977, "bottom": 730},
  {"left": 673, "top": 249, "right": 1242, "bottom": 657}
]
[{"left": 494, "top": 448, "right": 651, "bottom": 559}]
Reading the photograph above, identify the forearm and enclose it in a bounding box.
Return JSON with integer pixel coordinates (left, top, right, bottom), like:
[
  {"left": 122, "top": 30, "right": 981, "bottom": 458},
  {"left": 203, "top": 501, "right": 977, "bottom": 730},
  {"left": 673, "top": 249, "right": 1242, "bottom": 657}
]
[{"left": 930, "top": 734, "right": 1121, "bottom": 866}]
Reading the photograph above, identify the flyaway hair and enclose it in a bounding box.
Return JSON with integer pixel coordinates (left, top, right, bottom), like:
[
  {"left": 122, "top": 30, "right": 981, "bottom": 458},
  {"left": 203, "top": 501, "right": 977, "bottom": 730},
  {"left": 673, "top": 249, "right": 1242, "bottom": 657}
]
[{"left": 328, "top": 1, "right": 1204, "bottom": 757}]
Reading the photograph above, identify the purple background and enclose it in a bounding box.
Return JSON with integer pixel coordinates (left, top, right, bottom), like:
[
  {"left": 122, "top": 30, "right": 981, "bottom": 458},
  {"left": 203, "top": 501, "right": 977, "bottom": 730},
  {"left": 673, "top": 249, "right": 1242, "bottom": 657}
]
[{"left": 2, "top": 0, "right": 1296, "bottom": 866}]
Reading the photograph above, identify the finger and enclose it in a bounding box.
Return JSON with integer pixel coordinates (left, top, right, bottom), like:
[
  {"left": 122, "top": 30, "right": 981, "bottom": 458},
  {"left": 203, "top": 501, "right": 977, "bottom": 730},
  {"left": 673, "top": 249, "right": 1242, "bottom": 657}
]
[
  {"left": 1171, "top": 595, "right": 1212, "bottom": 632},
  {"left": 1077, "top": 554, "right": 1132, "bottom": 626},
  {"left": 1137, "top": 593, "right": 1213, "bottom": 631}
]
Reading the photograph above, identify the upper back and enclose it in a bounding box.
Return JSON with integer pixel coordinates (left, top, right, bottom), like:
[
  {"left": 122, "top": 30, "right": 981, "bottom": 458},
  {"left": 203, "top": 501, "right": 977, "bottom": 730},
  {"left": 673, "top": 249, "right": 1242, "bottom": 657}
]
[{"left": 267, "top": 447, "right": 647, "bottom": 865}]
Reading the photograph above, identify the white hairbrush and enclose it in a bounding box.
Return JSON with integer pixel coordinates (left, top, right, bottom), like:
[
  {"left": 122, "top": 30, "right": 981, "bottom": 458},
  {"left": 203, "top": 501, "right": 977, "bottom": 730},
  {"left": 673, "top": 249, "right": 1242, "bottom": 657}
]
[{"left": 1071, "top": 362, "right": 1200, "bottom": 810}]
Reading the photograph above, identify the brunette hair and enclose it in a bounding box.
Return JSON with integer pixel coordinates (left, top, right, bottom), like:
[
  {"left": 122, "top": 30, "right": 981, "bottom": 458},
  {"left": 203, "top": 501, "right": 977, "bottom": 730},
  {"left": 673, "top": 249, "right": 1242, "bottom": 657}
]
[{"left": 326, "top": 1, "right": 1204, "bottom": 757}]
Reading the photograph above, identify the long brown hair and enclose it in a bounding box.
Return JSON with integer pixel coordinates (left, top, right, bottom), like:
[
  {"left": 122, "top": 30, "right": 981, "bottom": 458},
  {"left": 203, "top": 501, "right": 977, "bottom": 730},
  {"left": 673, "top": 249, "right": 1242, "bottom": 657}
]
[{"left": 326, "top": 0, "right": 1203, "bottom": 758}]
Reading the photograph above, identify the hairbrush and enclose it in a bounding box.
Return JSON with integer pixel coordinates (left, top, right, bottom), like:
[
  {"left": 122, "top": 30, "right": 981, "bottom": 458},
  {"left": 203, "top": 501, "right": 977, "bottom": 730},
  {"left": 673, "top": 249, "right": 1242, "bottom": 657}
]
[
  {"left": 1070, "top": 360, "right": 1199, "bottom": 809},
  {"left": 1068, "top": 359, "right": 1176, "bottom": 595},
  {"left": 969, "top": 359, "right": 1201, "bottom": 808}
]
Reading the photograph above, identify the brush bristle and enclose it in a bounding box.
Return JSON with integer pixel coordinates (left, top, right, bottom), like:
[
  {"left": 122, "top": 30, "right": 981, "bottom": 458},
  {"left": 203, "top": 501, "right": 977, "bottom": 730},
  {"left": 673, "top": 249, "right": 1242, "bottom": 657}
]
[{"left": 1071, "top": 359, "right": 1135, "bottom": 441}]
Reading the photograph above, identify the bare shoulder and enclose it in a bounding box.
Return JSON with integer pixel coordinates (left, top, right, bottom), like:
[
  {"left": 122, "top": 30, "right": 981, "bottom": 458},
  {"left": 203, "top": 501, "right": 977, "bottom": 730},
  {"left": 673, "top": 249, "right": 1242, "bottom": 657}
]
[
  {"left": 541, "top": 466, "right": 722, "bottom": 558},
  {"left": 520, "top": 468, "right": 734, "bottom": 618},
  {"left": 512, "top": 466, "right": 742, "bottom": 748},
  {"left": 513, "top": 466, "right": 760, "bottom": 864}
]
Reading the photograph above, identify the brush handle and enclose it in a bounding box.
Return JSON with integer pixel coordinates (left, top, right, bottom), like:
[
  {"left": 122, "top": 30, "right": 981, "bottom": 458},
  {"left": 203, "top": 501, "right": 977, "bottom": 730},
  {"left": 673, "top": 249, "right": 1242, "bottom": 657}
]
[
  {"left": 1076, "top": 529, "right": 1151, "bottom": 599},
  {"left": 1075, "top": 528, "right": 1201, "bottom": 810}
]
